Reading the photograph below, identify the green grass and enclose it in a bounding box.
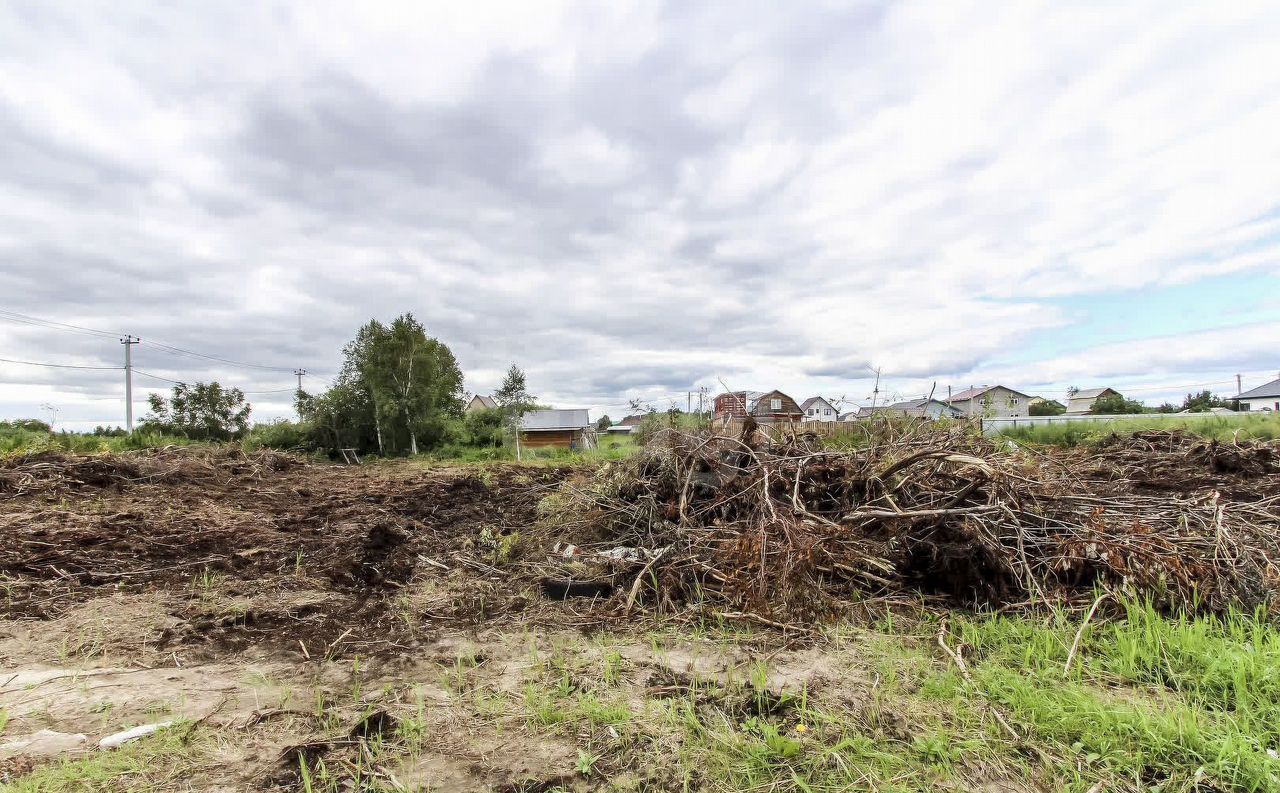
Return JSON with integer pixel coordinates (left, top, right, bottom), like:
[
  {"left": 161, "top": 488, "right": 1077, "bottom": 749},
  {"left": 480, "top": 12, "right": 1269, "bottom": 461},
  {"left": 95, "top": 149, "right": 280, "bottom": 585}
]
[
  {"left": 8, "top": 724, "right": 207, "bottom": 792},
  {"left": 999, "top": 413, "right": 1280, "bottom": 446},
  {"left": 421, "top": 434, "right": 638, "bottom": 465},
  {"left": 503, "top": 603, "right": 1280, "bottom": 792},
  {"left": 954, "top": 600, "right": 1280, "bottom": 791}
]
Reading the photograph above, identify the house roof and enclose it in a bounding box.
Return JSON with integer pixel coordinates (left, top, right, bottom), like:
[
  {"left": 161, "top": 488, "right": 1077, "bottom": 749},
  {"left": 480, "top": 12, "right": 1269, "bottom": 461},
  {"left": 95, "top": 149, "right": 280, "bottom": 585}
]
[
  {"left": 948, "top": 385, "right": 1033, "bottom": 402},
  {"left": 469, "top": 394, "right": 498, "bottom": 409},
  {"left": 1237, "top": 377, "right": 1280, "bottom": 399},
  {"left": 748, "top": 390, "right": 803, "bottom": 415},
  {"left": 800, "top": 396, "right": 834, "bottom": 411},
  {"left": 886, "top": 398, "right": 963, "bottom": 416},
  {"left": 1071, "top": 387, "right": 1116, "bottom": 400},
  {"left": 521, "top": 409, "right": 590, "bottom": 431},
  {"left": 618, "top": 414, "right": 646, "bottom": 426}
]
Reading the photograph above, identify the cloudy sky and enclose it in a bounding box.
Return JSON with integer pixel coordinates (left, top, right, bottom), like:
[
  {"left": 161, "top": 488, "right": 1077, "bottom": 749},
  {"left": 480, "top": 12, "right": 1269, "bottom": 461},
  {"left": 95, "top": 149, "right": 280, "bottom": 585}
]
[{"left": 2, "top": 1, "right": 1279, "bottom": 429}]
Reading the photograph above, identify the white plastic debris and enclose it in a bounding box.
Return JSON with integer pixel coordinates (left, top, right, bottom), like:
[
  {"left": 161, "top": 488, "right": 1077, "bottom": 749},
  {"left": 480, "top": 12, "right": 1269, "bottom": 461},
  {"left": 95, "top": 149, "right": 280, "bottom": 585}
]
[{"left": 98, "top": 721, "right": 174, "bottom": 749}]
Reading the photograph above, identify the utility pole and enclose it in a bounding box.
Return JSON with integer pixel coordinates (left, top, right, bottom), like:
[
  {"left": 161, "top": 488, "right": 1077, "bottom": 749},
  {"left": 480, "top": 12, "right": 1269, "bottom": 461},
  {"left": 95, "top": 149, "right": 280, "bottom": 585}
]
[
  {"left": 120, "top": 335, "right": 139, "bottom": 433},
  {"left": 295, "top": 368, "right": 307, "bottom": 393},
  {"left": 1237, "top": 374, "right": 1242, "bottom": 395},
  {"left": 871, "top": 368, "right": 881, "bottom": 409}
]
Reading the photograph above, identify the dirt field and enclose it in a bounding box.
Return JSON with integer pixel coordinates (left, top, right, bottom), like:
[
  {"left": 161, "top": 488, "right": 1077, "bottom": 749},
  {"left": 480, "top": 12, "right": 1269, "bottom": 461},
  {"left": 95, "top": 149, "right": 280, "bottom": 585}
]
[
  {"left": 3, "top": 443, "right": 1279, "bottom": 792},
  {"left": 3, "top": 451, "right": 861, "bottom": 792}
]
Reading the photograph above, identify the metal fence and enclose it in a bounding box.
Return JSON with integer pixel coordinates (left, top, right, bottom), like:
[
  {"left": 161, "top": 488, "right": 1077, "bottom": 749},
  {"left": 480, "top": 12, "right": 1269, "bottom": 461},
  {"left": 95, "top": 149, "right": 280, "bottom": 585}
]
[{"left": 978, "top": 412, "right": 1243, "bottom": 436}]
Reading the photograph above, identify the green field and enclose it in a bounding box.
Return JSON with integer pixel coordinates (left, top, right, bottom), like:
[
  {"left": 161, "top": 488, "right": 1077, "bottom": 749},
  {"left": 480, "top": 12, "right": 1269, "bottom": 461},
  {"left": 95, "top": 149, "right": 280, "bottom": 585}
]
[{"left": 998, "top": 413, "right": 1280, "bottom": 447}]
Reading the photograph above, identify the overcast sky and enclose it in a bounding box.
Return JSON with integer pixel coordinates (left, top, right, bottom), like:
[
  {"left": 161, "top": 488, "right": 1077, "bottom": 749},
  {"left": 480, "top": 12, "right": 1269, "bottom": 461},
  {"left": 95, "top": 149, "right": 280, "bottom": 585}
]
[{"left": 3, "top": 1, "right": 1279, "bottom": 429}]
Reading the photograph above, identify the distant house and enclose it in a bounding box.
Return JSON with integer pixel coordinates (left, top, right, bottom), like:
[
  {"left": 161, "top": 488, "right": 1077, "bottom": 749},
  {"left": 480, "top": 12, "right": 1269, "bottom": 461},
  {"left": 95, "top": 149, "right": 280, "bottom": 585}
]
[
  {"left": 519, "top": 409, "right": 593, "bottom": 450},
  {"left": 605, "top": 413, "right": 647, "bottom": 434},
  {"left": 466, "top": 394, "right": 498, "bottom": 414},
  {"left": 851, "top": 399, "right": 963, "bottom": 420},
  {"left": 713, "top": 390, "right": 805, "bottom": 424},
  {"left": 1235, "top": 377, "right": 1280, "bottom": 413},
  {"left": 800, "top": 396, "right": 839, "bottom": 423},
  {"left": 1065, "top": 387, "right": 1120, "bottom": 415},
  {"left": 888, "top": 398, "right": 964, "bottom": 419},
  {"left": 948, "top": 385, "right": 1032, "bottom": 418}
]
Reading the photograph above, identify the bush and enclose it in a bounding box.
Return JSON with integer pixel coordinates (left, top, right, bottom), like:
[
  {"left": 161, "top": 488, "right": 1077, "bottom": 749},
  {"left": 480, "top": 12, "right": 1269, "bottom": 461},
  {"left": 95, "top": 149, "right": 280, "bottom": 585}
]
[{"left": 243, "top": 419, "right": 315, "bottom": 452}]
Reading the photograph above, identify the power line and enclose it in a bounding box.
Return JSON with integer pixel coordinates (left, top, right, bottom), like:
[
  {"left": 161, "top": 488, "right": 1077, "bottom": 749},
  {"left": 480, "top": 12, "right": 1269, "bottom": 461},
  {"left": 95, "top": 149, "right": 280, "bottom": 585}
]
[
  {"left": 0, "top": 309, "right": 119, "bottom": 339},
  {"left": 134, "top": 369, "right": 296, "bottom": 395},
  {"left": 0, "top": 307, "right": 297, "bottom": 373},
  {"left": 0, "top": 355, "right": 122, "bottom": 370},
  {"left": 141, "top": 340, "right": 295, "bottom": 373},
  {"left": 132, "top": 369, "right": 185, "bottom": 385}
]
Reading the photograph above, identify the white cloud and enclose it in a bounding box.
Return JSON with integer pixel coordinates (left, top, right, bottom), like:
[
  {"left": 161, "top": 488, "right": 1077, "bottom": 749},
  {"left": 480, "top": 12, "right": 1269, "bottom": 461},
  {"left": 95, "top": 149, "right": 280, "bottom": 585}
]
[{"left": 1, "top": 1, "right": 1278, "bottom": 428}]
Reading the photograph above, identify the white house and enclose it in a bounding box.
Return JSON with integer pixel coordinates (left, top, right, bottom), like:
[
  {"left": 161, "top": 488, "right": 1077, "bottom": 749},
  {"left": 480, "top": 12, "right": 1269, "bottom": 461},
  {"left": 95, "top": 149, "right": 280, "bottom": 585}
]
[
  {"left": 800, "top": 396, "right": 839, "bottom": 422},
  {"left": 1235, "top": 377, "right": 1280, "bottom": 413}
]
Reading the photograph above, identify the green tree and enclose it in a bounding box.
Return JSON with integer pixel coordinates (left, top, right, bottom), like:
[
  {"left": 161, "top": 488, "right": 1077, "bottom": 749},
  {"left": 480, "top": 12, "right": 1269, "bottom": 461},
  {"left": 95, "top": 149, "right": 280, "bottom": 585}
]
[
  {"left": 298, "top": 314, "right": 464, "bottom": 457},
  {"left": 143, "top": 382, "right": 251, "bottom": 440},
  {"left": 1089, "top": 393, "right": 1146, "bottom": 415},
  {"left": 463, "top": 407, "right": 505, "bottom": 448},
  {"left": 1028, "top": 399, "right": 1066, "bottom": 416},
  {"left": 1181, "top": 390, "right": 1232, "bottom": 412},
  {"left": 493, "top": 364, "right": 536, "bottom": 414},
  {"left": 493, "top": 364, "right": 537, "bottom": 438},
  {"left": 595, "top": 414, "right": 612, "bottom": 431},
  {"left": 359, "top": 315, "right": 463, "bottom": 455}
]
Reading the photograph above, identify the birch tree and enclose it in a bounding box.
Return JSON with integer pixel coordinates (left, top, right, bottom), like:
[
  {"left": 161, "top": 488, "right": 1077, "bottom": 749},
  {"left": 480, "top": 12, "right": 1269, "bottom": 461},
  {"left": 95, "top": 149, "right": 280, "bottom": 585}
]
[
  {"left": 299, "top": 314, "right": 463, "bottom": 457},
  {"left": 359, "top": 314, "right": 463, "bottom": 455}
]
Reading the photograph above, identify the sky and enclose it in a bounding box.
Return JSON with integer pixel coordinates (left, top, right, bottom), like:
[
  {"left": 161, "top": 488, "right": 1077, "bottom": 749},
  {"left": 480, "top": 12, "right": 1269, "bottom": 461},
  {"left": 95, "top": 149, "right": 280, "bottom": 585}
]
[{"left": 2, "top": 1, "right": 1279, "bottom": 430}]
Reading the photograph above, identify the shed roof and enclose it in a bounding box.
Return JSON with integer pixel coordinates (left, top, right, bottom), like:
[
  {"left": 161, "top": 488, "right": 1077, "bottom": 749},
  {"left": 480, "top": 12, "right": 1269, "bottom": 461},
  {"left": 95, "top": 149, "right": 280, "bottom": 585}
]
[
  {"left": 470, "top": 394, "right": 498, "bottom": 409},
  {"left": 1236, "top": 377, "right": 1280, "bottom": 399},
  {"left": 948, "top": 385, "right": 1032, "bottom": 402},
  {"left": 521, "top": 409, "right": 590, "bottom": 431}
]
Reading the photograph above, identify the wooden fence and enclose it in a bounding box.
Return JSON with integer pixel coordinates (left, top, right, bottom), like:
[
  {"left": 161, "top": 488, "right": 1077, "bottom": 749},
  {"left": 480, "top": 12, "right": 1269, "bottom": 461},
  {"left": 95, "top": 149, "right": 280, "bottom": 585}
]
[{"left": 711, "top": 419, "right": 876, "bottom": 440}]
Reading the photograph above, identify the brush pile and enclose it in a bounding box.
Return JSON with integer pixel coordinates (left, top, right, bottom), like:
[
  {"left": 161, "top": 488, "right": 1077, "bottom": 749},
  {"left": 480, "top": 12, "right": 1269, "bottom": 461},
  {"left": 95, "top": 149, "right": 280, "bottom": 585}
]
[{"left": 556, "top": 423, "right": 1280, "bottom": 620}]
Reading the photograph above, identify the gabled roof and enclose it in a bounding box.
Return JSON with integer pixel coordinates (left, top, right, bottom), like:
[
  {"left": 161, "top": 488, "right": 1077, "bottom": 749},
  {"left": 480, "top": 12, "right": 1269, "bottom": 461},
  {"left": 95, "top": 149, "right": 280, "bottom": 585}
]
[
  {"left": 800, "top": 396, "right": 835, "bottom": 411},
  {"left": 521, "top": 409, "right": 590, "bottom": 431},
  {"left": 886, "top": 398, "right": 964, "bottom": 416},
  {"left": 1237, "top": 377, "right": 1280, "bottom": 399},
  {"left": 949, "top": 385, "right": 1033, "bottom": 402},
  {"left": 617, "top": 414, "right": 646, "bottom": 426},
  {"left": 469, "top": 394, "right": 498, "bottom": 409},
  {"left": 1070, "top": 387, "right": 1116, "bottom": 400}
]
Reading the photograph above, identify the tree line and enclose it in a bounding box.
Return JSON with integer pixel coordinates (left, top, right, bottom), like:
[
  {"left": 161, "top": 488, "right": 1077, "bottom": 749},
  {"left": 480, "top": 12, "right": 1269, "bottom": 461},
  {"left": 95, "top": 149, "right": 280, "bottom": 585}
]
[{"left": 135, "top": 312, "right": 537, "bottom": 457}]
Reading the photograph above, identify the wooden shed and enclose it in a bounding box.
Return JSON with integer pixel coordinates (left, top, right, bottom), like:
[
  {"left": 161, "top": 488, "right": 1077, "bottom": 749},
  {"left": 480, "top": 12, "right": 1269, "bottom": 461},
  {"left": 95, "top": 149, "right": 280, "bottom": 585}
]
[{"left": 519, "top": 409, "right": 594, "bottom": 450}]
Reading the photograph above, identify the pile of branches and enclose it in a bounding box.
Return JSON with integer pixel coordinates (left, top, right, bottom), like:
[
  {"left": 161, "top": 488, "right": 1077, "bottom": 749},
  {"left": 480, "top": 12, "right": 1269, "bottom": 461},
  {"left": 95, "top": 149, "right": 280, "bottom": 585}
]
[
  {"left": 1074, "top": 429, "right": 1280, "bottom": 498},
  {"left": 558, "top": 423, "right": 1280, "bottom": 621},
  {"left": 0, "top": 446, "right": 304, "bottom": 497}
]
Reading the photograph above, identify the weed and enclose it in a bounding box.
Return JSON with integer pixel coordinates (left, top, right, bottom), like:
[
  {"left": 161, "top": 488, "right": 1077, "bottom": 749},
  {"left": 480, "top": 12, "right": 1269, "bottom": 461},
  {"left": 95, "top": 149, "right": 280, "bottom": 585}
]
[{"left": 575, "top": 749, "right": 600, "bottom": 777}]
